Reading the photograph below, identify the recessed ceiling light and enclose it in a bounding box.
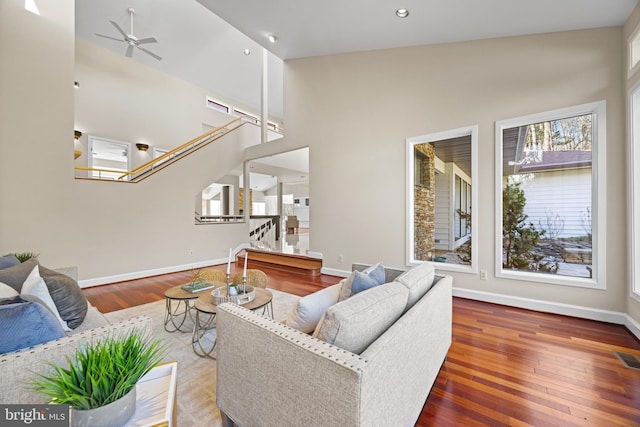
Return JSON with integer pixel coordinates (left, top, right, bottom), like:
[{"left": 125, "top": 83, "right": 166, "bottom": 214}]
[
  {"left": 267, "top": 34, "right": 278, "bottom": 43},
  {"left": 243, "top": 49, "right": 251, "bottom": 55},
  {"left": 396, "top": 8, "right": 409, "bottom": 18}
]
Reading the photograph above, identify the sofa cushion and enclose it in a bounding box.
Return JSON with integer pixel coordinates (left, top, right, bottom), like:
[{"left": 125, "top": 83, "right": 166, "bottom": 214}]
[
  {"left": 284, "top": 283, "right": 341, "bottom": 333},
  {"left": 21, "top": 265, "right": 71, "bottom": 332},
  {"left": 338, "top": 262, "right": 385, "bottom": 302},
  {"left": 313, "top": 281, "right": 409, "bottom": 354},
  {"left": 39, "top": 266, "right": 88, "bottom": 329},
  {"left": 395, "top": 262, "right": 436, "bottom": 310},
  {"left": 0, "top": 258, "right": 39, "bottom": 292},
  {"left": 0, "top": 254, "right": 20, "bottom": 270},
  {"left": 0, "top": 282, "right": 19, "bottom": 298},
  {"left": 0, "top": 296, "right": 66, "bottom": 354}
]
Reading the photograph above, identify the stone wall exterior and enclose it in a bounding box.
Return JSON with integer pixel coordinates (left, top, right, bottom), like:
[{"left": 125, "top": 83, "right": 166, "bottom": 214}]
[{"left": 414, "top": 143, "right": 435, "bottom": 260}]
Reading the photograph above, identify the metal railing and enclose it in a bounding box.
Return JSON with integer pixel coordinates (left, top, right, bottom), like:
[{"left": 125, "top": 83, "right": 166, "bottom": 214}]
[{"left": 75, "top": 118, "right": 244, "bottom": 183}]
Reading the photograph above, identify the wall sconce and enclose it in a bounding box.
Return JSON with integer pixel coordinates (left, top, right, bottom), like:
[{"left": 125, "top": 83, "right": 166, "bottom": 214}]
[
  {"left": 74, "top": 130, "right": 82, "bottom": 140},
  {"left": 74, "top": 81, "right": 80, "bottom": 89},
  {"left": 136, "top": 143, "right": 149, "bottom": 152}
]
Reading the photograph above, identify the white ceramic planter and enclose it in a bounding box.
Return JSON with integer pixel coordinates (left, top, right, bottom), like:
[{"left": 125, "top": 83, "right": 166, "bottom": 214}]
[{"left": 71, "top": 387, "right": 136, "bottom": 427}]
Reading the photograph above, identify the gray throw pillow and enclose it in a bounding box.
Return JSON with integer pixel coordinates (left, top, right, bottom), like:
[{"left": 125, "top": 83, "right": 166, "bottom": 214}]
[
  {"left": 39, "top": 266, "right": 88, "bottom": 329},
  {"left": 0, "top": 296, "right": 66, "bottom": 354},
  {"left": 0, "top": 259, "right": 39, "bottom": 292},
  {"left": 0, "top": 254, "right": 20, "bottom": 270}
]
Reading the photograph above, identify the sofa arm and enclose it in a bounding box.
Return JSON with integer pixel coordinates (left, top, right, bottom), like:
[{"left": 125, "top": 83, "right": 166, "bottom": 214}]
[
  {"left": 216, "top": 303, "right": 368, "bottom": 427},
  {"left": 0, "top": 315, "right": 152, "bottom": 404}
]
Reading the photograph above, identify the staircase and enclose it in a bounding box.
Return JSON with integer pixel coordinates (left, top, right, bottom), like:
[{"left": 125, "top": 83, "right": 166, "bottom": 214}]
[{"left": 238, "top": 248, "right": 322, "bottom": 277}]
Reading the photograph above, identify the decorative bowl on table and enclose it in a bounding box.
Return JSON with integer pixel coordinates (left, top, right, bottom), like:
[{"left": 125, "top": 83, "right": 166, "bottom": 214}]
[{"left": 211, "top": 285, "right": 255, "bottom": 305}]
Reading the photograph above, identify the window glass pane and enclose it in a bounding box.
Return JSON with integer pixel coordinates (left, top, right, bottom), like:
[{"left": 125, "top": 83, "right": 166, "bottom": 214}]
[
  {"left": 408, "top": 128, "right": 475, "bottom": 271},
  {"left": 501, "top": 114, "right": 592, "bottom": 279}
]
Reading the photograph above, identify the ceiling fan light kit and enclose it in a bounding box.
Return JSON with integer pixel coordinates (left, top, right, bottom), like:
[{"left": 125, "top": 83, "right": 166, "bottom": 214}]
[{"left": 95, "top": 7, "right": 162, "bottom": 61}]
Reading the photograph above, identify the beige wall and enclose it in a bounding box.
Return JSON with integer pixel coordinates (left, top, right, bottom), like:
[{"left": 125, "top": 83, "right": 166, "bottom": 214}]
[
  {"left": 624, "top": 3, "right": 640, "bottom": 325},
  {"left": 74, "top": 38, "right": 248, "bottom": 171},
  {"left": 0, "top": 0, "right": 252, "bottom": 281},
  {"left": 284, "top": 27, "right": 628, "bottom": 313}
]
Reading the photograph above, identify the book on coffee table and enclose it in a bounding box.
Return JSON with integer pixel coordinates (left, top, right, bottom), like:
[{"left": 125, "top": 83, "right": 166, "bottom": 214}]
[{"left": 181, "top": 281, "right": 215, "bottom": 293}]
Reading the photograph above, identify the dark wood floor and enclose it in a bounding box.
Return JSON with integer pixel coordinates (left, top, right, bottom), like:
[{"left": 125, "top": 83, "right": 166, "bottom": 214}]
[{"left": 84, "top": 265, "right": 640, "bottom": 426}]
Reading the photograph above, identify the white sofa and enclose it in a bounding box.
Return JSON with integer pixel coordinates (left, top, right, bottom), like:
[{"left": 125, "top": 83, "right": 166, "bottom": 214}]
[{"left": 216, "top": 263, "right": 453, "bottom": 427}]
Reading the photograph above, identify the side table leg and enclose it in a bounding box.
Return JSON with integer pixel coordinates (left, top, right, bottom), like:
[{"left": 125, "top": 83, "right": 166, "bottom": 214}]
[
  {"left": 164, "top": 298, "right": 193, "bottom": 332},
  {"left": 192, "top": 309, "right": 218, "bottom": 358}
]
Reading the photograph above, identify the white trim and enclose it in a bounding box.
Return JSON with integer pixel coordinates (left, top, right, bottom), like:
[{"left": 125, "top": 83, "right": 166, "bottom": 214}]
[
  {"left": 405, "top": 125, "right": 478, "bottom": 274},
  {"left": 629, "top": 83, "right": 640, "bottom": 300},
  {"left": 321, "top": 267, "right": 350, "bottom": 277},
  {"left": 79, "top": 246, "right": 251, "bottom": 288},
  {"left": 453, "top": 287, "right": 640, "bottom": 340},
  {"left": 495, "top": 101, "right": 606, "bottom": 290}
]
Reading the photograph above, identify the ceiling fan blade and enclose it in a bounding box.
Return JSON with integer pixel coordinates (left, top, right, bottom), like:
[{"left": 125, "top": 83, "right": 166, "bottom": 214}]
[
  {"left": 138, "top": 46, "right": 162, "bottom": 61},
  {"left": 135, "top": 37, "right": 157, "bottom": 45},
  {"left": 109, "top": 20, "right": 128, "bottom": 39},
  {"left": 126, "top": 45, "right": 134, "bottom": 58},
  {"left": 95, "top": 33, "right": 124, "bottom": 43}
]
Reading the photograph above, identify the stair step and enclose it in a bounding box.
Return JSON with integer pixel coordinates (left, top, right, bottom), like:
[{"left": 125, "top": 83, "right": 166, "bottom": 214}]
[{"left": 237, "top": 249, "right": 322, "bottom": 277}]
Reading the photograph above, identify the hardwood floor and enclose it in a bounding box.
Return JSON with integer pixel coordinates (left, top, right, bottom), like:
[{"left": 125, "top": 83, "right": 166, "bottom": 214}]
[{"left": 83, "top": 265, "right": 640, "bottom": 426}]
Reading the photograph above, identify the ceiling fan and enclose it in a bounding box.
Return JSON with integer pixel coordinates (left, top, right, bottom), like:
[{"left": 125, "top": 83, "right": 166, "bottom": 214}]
[{"left": 95, "top": 8, "right": 162, "bottom": 61}]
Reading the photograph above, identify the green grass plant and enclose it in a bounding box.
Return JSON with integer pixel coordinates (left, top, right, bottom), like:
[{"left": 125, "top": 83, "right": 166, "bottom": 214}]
[{"left": 33, "top": 331, "right": 166, "bottom": 409}]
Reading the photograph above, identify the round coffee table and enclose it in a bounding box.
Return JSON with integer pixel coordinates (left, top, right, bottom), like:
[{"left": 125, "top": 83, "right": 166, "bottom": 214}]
[
  {"left": 192, "top": 287, "right": 273, "bottom": 358},
  {"left": 163, "top": 281, "right": 223, "bottom": 332}
]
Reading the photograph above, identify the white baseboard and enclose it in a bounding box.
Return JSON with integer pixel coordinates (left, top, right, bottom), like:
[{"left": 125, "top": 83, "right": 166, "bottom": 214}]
[
  {"left": 78, "top": 259, "right": 225, "bottom": 288},
  {"left": 321, "top": 267, "right": 350, "bottom": 277},
  {"left": 453, "top": 287, "right": 640, "bottom": 340}
]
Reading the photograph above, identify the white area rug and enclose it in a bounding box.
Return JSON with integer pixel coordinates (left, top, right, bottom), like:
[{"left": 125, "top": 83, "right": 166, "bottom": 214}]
[{"left": 105, "top": 288, "right": 300, "bottom": 426}]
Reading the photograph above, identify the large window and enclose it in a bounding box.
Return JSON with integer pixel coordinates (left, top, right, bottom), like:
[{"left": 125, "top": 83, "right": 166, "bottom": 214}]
[
  {"left": 495, "top": 101, "right": 606, "bottom": 288},
  {"left": 406, "top": 126, "right": 478, "bottom": 273}
]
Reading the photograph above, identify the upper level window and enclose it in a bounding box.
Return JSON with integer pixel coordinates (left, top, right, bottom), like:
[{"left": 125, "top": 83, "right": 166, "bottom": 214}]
[
  {"left": 233, "top": 108, "right": 259, "bottom": 124},
  {"left": 629, "top": 24, "right": 640, "bottom": 77},
  {"left": 495, "top": 101, "right": 606, "bottom": 288},
  {"left": 206, "top": 97, "right": 230, "bottom": 114}
]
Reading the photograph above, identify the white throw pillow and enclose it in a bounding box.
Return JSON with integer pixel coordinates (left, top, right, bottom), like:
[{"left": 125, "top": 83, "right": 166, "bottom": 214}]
[
  {"left": 285, "top": 283, "right": 342, "bottom": 333},
  {"left": 21, "top": 265, "right": 71, "bottom": 332},
  {"left": 0, "top": 281, "right": 19, "bottom": 298}
]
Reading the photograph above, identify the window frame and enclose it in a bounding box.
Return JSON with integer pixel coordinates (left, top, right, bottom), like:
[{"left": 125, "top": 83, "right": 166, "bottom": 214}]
[
  {"left": 494, "top": 101, "right": 606, "bottom": 289},
  {"left": 406, "top": 125, "right": 478, "bottom": 273},
  {"left": 629, "top": 23, "right": 640, "bottom": 78},
  {"left": 629, "top": 84, "right": 640, "bottom": 301}
]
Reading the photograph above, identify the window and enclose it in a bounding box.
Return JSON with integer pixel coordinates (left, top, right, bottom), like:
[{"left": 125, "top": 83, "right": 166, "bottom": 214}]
[
  {"left": 495, "top": 101, "right": 606, "bottom": 288},
  {"left": 233, "top": 108, "right": 259, "bottom": 124},
  {"left": 406, "top": 126, "right": 478, "bottom": 272},
  {"left": 630, "top": 85, "right": 640, "bottom": 299},
  {"left": 87, "top": 136, "right": 131, "bottom": 180},
  {"left": 206, "top": 97, "right": 230, "bottom": 114},
  {"left": 629, "top": 24, "right": 640, "bottom": 77}
]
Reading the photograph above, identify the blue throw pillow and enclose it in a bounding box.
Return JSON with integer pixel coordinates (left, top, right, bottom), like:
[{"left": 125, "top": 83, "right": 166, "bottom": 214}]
[
  {"left": 351, "top": 269, "right": 385, "bottom": 295},
  {"left": 0, "top": 254, "right": 20, "bottom": 270},
  {"left": 366, "top": 263, "right": 385, "bottom": 286},
  {"left": 0, "top": 296, "right": 66, "bottom": 354}
]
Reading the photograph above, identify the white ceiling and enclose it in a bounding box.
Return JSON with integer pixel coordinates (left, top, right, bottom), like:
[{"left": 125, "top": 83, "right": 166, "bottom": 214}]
[
  {"left": 197, "top": 0, "right": 638, "bottom": 60},
  {"left": 76, "top": 0, "right": 638, "bottom": 118}
]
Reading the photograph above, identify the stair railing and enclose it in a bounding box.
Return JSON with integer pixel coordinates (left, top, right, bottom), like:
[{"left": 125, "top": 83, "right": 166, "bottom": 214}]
[{"left": 75, "top": 117, "right": 244, "bottom": 183}]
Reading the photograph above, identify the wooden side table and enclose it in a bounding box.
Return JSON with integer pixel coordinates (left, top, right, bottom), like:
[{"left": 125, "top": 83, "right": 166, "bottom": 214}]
[{"left": 192, "top": 288, "right": 273, "bottom": 358}]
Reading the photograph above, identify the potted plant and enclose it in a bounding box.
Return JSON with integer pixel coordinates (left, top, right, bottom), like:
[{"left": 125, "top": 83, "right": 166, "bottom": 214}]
[{"left": 33, "top": 331, "right": 166, "bottom": 427}]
